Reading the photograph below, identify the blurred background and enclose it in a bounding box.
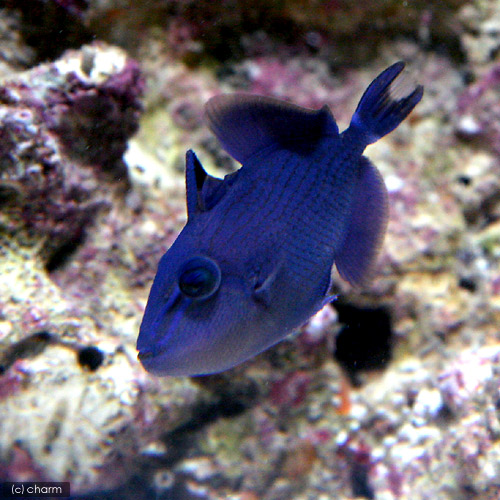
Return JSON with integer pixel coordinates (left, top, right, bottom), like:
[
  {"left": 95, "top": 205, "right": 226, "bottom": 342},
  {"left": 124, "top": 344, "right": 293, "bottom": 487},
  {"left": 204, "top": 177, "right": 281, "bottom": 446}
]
[{"left": 0, "top": 1, "right": 499, "bottom": 499}]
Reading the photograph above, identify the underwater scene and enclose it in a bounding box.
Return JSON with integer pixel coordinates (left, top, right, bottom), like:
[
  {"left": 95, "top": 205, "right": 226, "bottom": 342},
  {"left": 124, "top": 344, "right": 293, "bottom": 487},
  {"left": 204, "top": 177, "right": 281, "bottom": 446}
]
[{"left": 1, "top": 1, "right": 500, "bottom": 499}]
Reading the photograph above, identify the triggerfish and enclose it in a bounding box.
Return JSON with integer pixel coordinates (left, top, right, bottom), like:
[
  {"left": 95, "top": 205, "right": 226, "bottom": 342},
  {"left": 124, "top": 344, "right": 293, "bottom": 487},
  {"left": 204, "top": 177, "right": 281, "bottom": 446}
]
[{"left": 137, "top": 62, "right": 423, "bottom": 376}]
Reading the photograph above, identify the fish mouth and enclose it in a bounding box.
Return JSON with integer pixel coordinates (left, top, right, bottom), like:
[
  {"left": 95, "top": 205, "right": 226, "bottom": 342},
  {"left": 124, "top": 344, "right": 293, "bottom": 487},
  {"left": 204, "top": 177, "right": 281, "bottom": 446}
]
[
  {"left": 137, "top": 348, "right": 169, "bottom": 376},
  {"left": 137, "top": 349, "right": 154, "bottom": 361},
  {"left": 138, "top": 346, "right": 193, "bottom": 377},
  {"left": 137, "top": 347, "right": 166, "bottom": 369}
]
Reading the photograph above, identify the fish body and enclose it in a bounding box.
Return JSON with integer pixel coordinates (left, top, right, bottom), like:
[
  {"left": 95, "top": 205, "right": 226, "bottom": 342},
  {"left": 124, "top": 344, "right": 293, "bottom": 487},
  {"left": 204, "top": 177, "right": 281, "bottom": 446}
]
[{"left": 137, "top": 62, "right": 423, "bottom": 376}]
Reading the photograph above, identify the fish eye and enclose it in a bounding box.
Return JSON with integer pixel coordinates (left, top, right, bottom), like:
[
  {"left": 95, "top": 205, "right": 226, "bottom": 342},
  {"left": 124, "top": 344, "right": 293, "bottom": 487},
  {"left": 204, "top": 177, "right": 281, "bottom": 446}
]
[{"left": 177, "top": 256, "right": 221, "bottom": 300}]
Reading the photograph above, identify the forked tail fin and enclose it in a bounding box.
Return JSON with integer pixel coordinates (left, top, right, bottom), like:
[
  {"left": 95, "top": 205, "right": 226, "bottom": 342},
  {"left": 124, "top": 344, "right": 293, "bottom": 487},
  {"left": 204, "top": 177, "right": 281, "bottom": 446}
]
[{"left": 349, "top": 61, "right": 423, "bottom": 145}]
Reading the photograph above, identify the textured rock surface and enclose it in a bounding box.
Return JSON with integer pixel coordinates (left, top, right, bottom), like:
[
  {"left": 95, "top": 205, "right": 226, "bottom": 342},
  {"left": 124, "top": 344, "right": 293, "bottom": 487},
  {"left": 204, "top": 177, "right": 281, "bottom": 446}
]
[
  {"left": 0, "top": 8, "right": 36, "bottom": 75},
  {"left": 1, "top": 1, "right": 500, "bottom": 499},
  {"left": 0, "top": 42, "right": 144, "bottom": 266},
  {"left": 0, "top": 42, "right": 202, "bottom": 495},
  {"left": 81, "top": 0, "right": 468, "bottom": 64}
]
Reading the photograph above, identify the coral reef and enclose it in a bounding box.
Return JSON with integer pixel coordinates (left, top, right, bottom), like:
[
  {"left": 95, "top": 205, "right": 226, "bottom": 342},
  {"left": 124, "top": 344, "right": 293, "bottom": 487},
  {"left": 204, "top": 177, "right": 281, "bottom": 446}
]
[
  {"left": 80, "top": 0, "right": 468, "bottom": 65},
  {"left": 0, "top": 42, "right": 199, "bottom": 495},
  {"left": 0, "top": 8, "right": 36, "bottom": 75},
  {"left": 0, "top": 42, "right": 143, "bottom": 266},
  {"left": 5, "top": 0, "right": 468, "bottom": 67},
  {"left": 1, "top": 0, "right": 500, "bottom": 499},
  {"left": 4, "top": 0, "right": 91, "bottom": 63}
]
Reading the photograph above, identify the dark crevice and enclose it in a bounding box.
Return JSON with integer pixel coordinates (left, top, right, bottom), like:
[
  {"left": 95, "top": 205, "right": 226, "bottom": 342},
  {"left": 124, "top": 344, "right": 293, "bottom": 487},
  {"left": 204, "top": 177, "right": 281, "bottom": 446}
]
[
  {"left": 332, "top": 301, "right": 393, "bottom": 386},
  {"left": 77, "top": 346, "right": 104, "bottom": 371},
  {"left": 0, "top": 331, "right": 55, "bottom": 375},
  {"left": 75, "top": 379, "right": 263, "bottom": 500},
  {"left": 5, "top": 0, "right": 92, "bottom": 64},
  {"left": 458, "top": 277, "right": 477, "bottom": 293},
  {"left": 462, "top": 189, "right": 500, "bottom": 229},
  {"left": 159, "top": 378, "right": 260, "bottom": 466},
  {"left": 45, "top": 230, "right": 86, "bottom": 273},
  {"left": 350, "top": 461, "right": 375, "bottom": 500},
  {"left": 0, "top": 331, "right": 106, "bottom": 375}
]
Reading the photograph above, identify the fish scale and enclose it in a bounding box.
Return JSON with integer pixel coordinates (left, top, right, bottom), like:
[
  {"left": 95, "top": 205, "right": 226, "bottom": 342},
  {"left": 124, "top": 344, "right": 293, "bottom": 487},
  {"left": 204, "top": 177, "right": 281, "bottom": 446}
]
[
  {"left": 137, "top": 62, "right": 423, "bottom": 376},
  {"left": 207, "top": 151, "right": 304, "bottom": 258},
  {"left": 283, "top": 147, "right": 357, "bottom": 279}
]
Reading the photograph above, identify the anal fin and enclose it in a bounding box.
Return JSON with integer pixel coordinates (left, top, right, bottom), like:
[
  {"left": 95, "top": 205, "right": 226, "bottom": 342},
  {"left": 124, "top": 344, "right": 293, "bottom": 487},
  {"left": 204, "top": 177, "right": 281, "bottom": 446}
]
[{"left": 335, "top": 156, "right": 389, "bottom": 287}]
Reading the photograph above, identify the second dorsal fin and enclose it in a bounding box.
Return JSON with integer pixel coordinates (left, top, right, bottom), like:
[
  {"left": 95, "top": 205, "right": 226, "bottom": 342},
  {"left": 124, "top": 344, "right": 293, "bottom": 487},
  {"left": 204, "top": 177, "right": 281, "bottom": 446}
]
[{"left": 205, "top": 94, "right": 339, "bottom": 164}]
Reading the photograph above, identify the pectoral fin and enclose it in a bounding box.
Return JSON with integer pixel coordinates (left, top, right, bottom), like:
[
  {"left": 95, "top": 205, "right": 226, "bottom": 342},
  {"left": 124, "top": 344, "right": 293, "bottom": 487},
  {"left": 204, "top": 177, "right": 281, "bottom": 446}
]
[
  {"left": 335, "top": 156, "right": 389, "bottom": 287},
  {"left": 250, "top": 258, "right": 285, "bottom": 308}
]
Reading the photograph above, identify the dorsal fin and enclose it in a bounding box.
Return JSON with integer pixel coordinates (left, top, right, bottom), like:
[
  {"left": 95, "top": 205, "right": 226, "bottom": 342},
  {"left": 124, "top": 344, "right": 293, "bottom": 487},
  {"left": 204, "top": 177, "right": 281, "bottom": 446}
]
[
  {"left": 185, "top": 150, "right": 237, "bottom": 219},
  {"left": 205, "top": 94, "right": 339, "bottom": 164}
]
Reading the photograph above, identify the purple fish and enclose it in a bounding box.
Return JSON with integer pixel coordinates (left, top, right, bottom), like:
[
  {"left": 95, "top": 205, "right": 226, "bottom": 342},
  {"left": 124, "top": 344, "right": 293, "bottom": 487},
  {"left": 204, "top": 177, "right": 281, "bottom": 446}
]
[{"left": 137, "top": 62, "right": 423, "bottom": 376}]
